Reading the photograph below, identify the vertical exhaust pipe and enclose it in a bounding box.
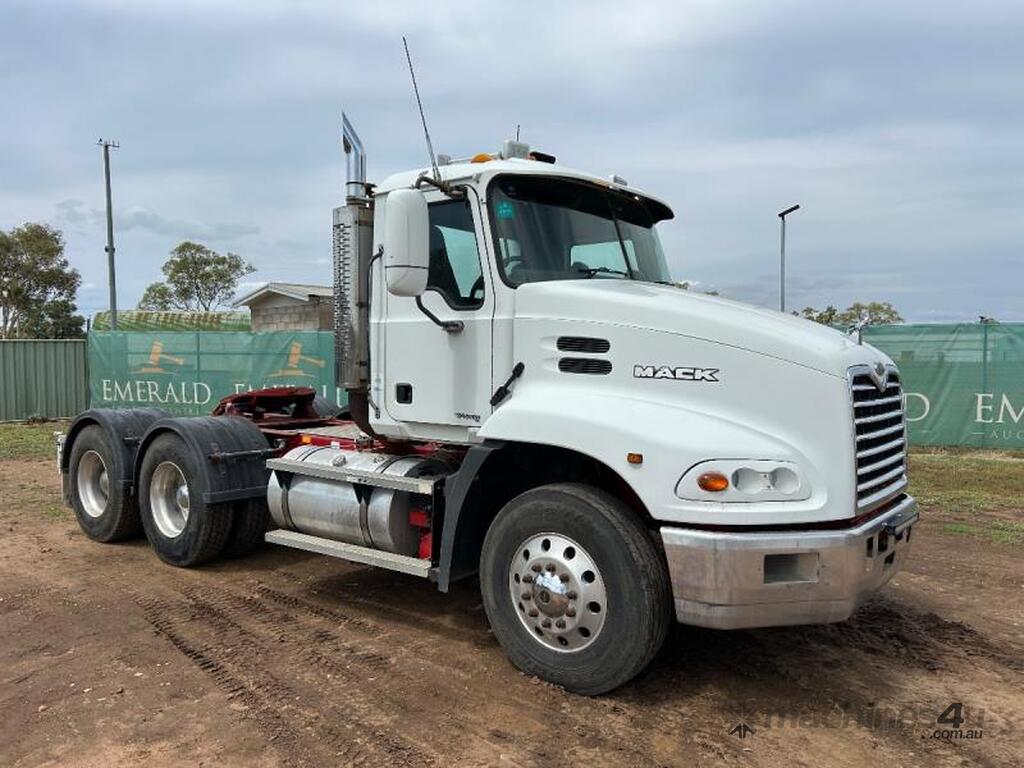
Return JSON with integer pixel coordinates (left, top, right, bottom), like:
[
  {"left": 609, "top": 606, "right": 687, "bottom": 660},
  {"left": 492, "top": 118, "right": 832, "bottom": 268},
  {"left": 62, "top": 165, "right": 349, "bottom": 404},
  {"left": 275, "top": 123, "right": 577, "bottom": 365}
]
[
  {"left": 342, "top": 112, "right": 366, "bottom": 201},
  {"left": 334, "top": 111, "right": 375, "bottom": 435}
]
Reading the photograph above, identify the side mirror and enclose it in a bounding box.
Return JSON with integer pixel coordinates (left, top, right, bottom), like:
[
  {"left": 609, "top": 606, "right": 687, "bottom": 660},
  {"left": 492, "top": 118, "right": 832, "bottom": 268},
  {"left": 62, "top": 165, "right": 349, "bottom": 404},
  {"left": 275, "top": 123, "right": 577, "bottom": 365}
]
[{"left": 383, "top": 188, "right": 429, "bottom": 297}]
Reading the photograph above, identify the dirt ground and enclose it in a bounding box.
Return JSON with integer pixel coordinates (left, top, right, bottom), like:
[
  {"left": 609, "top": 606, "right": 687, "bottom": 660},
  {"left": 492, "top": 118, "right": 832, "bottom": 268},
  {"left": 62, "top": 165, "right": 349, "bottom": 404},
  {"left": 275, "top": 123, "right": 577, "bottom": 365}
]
[{"left": 2, "top": 455, "right": 1022, "bottom": 767}]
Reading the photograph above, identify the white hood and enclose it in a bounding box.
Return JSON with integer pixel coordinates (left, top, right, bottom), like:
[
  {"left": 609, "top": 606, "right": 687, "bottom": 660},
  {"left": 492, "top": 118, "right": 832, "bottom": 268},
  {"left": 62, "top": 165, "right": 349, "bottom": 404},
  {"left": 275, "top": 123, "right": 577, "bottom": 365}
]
[{"left": 513, "top": 280, "right": 882, "bottom": 378}]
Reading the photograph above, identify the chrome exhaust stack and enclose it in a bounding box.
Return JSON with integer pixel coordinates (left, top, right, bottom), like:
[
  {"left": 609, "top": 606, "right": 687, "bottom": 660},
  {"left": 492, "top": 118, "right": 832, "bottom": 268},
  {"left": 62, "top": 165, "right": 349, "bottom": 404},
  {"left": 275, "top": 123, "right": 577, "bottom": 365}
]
[
  {"left": 342, "top": 112, "right": 367, "bottom": 201},
  {"left": 333, "top": 112, "right": 374, "bottom": 427}
]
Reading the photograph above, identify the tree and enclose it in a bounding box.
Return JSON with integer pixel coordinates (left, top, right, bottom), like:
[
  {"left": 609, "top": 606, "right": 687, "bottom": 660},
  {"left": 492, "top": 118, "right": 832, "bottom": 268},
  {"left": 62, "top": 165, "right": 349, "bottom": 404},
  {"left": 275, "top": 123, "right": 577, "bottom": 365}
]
[
  {"left": 139, "top": 241, "right": 255, "bottom": 312},
  {"left": 799, "top": 301, "right": 903, "bottom": 327},
  {"left": 838, "top": 301, "right": 903, "bottom": 326},
  {"left": 799, "top": 305, "right": 840, "bottom": 325},
  {"left": 21, "top": 298, "right": 86, "bottom": 339},
  {"left": 0, "top": 223, "right": 84, "bottom": 339}
]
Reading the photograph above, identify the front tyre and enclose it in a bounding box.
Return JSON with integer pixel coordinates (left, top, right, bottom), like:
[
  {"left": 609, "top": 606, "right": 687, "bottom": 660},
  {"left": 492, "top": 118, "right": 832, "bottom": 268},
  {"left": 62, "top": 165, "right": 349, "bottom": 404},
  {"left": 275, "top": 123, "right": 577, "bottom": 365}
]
[
  {"left": 480, "top": 483, "right": 671, "bottom": 695},
  {"left": 138, "top": 433, "right": 232, "bottom": 567}
]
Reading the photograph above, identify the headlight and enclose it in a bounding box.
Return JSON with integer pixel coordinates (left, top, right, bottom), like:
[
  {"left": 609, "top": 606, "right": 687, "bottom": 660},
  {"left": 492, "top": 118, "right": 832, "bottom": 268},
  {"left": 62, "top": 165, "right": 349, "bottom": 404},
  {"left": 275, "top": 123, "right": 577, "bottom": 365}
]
[{"left": 675, "top": 460, "right": 809, "bottom": 502}]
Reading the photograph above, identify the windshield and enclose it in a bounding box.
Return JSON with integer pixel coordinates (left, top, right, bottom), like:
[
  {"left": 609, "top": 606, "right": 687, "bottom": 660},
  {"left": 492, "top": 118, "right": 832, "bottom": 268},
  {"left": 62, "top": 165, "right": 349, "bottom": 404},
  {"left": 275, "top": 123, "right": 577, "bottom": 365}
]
[{"left": 488, "top": 175, "right": 672, "bottom": 287}]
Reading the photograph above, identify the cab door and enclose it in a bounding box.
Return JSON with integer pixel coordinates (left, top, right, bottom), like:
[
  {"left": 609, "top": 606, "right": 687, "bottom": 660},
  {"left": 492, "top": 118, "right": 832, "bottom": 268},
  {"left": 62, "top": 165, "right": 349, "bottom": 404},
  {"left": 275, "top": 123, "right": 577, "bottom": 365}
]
[{"left": 382, "top": 193, "right": 493, "bottom": 436}]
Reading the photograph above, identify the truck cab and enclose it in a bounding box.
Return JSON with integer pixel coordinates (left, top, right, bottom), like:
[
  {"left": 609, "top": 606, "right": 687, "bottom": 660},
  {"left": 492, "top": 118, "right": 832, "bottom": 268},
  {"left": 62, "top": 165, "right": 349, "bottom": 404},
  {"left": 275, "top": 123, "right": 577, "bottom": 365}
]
[{"left": 59, "top": 119, "right": 917, "bottom": 695}]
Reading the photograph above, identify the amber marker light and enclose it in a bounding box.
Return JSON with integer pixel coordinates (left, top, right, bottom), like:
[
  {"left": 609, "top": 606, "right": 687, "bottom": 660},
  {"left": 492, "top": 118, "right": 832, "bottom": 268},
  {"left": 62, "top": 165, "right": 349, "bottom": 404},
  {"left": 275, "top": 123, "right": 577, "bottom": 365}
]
[
  {"left": 627, "top": 452, "right": 643, "bottom": 465},
  {"left": 471, "top": 153, "right": 493, "bottom": 163},
  {"left": 697, "top": 471, "right": 729, "bottom": 492}
]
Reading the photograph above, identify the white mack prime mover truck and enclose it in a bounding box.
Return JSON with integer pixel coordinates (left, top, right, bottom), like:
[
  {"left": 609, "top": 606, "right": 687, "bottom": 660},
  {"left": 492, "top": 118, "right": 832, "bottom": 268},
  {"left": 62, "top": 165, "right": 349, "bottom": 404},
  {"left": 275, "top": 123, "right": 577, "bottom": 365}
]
[{"left": 58, "top": 115, "right": 917, "bottom": 695}]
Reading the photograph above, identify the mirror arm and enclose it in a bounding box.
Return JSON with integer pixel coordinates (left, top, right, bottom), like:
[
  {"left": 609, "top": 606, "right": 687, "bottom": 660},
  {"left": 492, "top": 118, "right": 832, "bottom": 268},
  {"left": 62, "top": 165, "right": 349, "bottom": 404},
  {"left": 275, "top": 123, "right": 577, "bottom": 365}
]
[
  {"left": 415, "top": 174, "right": 465, "bottom": 199},
  {"left": 416, "top": 296, "right": 464, "bottom": 333}
]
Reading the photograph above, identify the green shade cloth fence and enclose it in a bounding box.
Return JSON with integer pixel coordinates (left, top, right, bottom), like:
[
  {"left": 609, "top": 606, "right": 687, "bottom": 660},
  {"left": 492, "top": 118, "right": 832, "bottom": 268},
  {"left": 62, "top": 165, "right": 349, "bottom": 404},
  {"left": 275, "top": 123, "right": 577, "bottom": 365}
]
[
  {"left": 863, "top": 323, "right": 1024, "bottom": 449},
  {"left": 88, "top": 331, "right": 345, "bottom": 416},
  {"left": 83, "top": 324, "right": 1024, "bottom": 447}
]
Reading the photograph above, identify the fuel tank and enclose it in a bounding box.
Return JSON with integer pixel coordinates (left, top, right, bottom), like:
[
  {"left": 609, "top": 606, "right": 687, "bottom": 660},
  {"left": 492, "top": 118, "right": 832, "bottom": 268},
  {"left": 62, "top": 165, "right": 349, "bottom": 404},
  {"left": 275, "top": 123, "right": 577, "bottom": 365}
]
[{"left": 267, "top": 445, "right": 442, "bottom": 556}]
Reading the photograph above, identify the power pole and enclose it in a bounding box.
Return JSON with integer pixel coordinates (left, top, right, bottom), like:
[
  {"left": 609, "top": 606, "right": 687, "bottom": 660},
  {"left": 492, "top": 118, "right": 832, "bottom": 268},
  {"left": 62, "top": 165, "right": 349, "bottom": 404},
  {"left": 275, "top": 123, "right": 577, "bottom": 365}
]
[
  {"left": 777, "top": 204, "right": 800, "bottom": 312},
  {"left": 98, "top": 139, "right": 119, "bottom": 330}
]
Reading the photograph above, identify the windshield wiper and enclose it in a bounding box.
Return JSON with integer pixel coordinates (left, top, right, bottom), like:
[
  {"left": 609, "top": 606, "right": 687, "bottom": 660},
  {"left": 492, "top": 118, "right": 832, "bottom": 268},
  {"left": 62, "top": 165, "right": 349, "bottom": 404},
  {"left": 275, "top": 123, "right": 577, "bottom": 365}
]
[{"left": 575, "top": 266, "right": 629, "bottom": 278}]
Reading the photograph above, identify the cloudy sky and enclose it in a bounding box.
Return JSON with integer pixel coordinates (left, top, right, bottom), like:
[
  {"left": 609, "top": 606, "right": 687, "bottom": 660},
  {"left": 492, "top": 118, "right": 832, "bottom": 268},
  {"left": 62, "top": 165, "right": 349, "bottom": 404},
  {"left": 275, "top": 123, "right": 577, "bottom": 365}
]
[{"left": 2, "top": 0, "right": 1022, "bottom": 322}]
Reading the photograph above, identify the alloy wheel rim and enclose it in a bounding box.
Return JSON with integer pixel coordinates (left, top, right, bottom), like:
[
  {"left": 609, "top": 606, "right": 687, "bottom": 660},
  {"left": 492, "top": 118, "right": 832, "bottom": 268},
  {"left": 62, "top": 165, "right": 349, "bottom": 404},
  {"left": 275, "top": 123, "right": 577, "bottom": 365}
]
[
  {"left": 150, "top": 461, "right": 190, "bottom": 538},
  {"left": 77, "top": 450, "right": 109, "bottom": 518},
  {"left": 508, "top": 532, "right": 607, "bottom": 652}
]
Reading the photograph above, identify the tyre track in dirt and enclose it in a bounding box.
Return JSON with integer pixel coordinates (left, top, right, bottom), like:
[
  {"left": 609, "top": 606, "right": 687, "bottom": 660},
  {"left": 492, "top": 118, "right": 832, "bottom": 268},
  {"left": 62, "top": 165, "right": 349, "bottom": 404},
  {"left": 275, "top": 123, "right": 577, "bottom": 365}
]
[
  {"left": 258, "top": 571, "right": 752, "bottom": 765},
  {"left": 207, "top": 577, "right": 691, "bottom": 766},
  {"left": 137, "top": 592, "right": 433, "bottom": 768},
  {"left": 139, "top": 576, "right": 534, "bottom": 766},
  {"left": 210, "top": 567, "right": 1018, "bottom": 767},
  {"left": 143, "top": 570, "right": 730, "bottom": 767}
]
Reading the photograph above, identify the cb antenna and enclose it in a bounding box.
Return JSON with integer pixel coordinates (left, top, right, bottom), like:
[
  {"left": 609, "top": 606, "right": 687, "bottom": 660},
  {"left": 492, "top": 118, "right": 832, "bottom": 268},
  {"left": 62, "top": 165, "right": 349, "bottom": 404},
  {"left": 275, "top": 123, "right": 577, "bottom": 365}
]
[{"left": 403, "top": 36, "right": 440, "bottom": 183}]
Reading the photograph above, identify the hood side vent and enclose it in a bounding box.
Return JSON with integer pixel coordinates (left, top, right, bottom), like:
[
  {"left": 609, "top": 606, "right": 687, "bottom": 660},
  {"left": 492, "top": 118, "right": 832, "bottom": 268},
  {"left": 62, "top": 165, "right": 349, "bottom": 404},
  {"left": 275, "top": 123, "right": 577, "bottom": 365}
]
[
  {"left": 559, "top": 358, "right": 612, "bottom": 375},
  {"left": 557, "top": 336, "right": 610, "bottom": 354}
]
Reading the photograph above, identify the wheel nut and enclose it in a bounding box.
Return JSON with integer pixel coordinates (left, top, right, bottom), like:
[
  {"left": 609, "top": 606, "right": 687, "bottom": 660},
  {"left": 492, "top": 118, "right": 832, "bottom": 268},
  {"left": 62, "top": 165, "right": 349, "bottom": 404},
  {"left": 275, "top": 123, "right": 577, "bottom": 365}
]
[
  {"left": 522, "top": 574, "right": 534, "bottom": 583},
  {"left": 555, "top": 619, "right": 566, "bottom": 629},
  {"left": 545, "top": 564, "right": 556, "bottom": 573},
  {"left": 559, "top": 573, "right": 570, "bottom": 583},
  {"left": 531, "top": 564, "right": 542, "bottom": 573},
  {"left": 528, "top": 609, "right": 539, "bottom": 618},
  {"left": 541, "top": 618, "right": 552, "bottom": 628},
  {"left": 521, "top": 591, "right": 532, "bottom": 600},
  {"left": 566, "top": 607, "right": 576, "bottom": 618},
  {"left": 566, "top": 591, "right": 577, "bottom": 600}
]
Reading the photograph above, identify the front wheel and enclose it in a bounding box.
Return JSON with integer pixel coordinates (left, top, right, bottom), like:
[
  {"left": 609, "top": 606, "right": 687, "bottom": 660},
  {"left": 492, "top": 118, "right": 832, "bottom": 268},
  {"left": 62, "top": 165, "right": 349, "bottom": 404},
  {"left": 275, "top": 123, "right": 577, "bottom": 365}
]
[{"left": 480, "top": 483, "right": 671, "bottom": 695}]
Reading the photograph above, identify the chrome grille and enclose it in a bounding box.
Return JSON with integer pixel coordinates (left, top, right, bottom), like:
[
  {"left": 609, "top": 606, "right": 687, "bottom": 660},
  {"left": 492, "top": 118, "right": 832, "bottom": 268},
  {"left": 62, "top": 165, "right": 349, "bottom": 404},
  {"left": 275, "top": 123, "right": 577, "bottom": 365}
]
[{"left": 850, "top": 365, "right": 907, "bottom": 510}]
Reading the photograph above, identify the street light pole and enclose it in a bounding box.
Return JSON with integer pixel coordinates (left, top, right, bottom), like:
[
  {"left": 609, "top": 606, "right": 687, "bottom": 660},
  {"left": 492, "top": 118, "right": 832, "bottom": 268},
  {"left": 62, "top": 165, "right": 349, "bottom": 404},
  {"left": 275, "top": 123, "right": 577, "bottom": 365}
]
[
  {"left": 778, "top": 204, "right": 800, "bottom": 313},
  {"left": 98, "top": 139, "right": 120, "bottom": 330}
]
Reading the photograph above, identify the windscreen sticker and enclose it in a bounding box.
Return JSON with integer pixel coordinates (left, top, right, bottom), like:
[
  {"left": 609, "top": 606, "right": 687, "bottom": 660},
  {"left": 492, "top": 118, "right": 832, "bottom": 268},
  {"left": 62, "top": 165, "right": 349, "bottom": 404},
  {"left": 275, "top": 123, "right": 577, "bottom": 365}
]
[{"left": 496, "top": 200, "right": 515, "bottom": 219}]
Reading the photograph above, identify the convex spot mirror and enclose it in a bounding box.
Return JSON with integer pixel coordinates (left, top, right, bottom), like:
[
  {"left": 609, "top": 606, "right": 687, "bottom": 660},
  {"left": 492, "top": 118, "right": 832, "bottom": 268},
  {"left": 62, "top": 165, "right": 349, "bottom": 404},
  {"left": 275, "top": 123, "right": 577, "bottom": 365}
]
[{"left": 384, "top": 188, "right": 429, "bottom": 297}]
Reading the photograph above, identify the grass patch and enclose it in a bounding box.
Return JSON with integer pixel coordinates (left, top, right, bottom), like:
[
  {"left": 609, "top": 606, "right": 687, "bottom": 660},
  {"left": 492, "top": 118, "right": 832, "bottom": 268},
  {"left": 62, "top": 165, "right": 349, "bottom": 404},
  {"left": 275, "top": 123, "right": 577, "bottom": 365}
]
[
  {"left": 940, "top": 520, "right": 1024, "bottom": 545},
  {"left": 913, "top": 445, "right": 1024, "bottom": 461},
  {"left": 991, "top": 520, "right": 1024, "bottom": 544},
  {"left": 909, "top": 449, "right": 1024, "bottom": 514},
  {"left": 0, "top": 421, "right": 68, "bottom": 460},
  {"left": 42, "top": 503, "right": 70, "bottom": 521}
]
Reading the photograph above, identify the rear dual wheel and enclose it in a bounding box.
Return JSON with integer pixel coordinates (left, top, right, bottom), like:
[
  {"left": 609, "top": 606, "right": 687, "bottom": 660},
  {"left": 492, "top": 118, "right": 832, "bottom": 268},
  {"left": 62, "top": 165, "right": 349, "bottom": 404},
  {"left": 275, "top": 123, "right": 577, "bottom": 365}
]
[
  {"left": 138, "top": 433, "right": 232, "bottom": 567},
  {"left": 222, "top": 498, "right": 270, "bottom": 558},
  {"left": 69, "top": 425, "right": 142, "bottom": 542}
]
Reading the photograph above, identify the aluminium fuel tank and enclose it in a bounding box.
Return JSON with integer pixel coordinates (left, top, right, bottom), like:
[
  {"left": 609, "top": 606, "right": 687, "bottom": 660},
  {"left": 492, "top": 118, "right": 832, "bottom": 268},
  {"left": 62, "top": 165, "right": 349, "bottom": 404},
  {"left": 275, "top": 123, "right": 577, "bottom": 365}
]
[{"left": 267, "top": 445, "right": 443, "bottom": 556}]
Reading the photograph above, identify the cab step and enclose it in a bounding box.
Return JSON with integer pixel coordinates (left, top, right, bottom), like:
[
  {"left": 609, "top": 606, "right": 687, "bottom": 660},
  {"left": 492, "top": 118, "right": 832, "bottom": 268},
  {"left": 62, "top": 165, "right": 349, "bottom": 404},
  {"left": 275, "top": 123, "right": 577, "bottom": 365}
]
[
  {"left": 265, "top": 456, "right": 443, "bottom": 495},
  {"left": 264, "top": 529, "right": 433, "bottom": 578}
]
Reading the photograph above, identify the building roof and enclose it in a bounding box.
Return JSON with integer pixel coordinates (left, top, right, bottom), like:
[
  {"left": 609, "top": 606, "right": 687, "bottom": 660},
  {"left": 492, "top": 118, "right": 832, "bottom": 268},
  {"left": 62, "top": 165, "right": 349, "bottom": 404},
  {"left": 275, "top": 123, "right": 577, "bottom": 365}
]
[
  {"left": 92, "top": 310, "right": 251, "bottom": 331},
  {"left": 232, "top": 282, "right": 332, "bottom": 307}
]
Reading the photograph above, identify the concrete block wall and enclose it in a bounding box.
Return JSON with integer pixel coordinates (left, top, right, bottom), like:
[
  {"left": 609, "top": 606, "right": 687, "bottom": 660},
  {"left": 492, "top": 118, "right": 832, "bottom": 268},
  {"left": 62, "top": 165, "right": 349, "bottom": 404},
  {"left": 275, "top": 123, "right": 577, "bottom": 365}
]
[{"left": 252, "top": 304, "right": 326, "bottom": 331}]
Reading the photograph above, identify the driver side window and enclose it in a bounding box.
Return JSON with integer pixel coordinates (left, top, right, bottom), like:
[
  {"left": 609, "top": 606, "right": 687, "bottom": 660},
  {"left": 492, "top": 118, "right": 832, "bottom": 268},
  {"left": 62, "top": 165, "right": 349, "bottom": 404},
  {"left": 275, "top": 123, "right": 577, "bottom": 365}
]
[{"left": 427, "top": 199, "right": 484, "bottom": 309}]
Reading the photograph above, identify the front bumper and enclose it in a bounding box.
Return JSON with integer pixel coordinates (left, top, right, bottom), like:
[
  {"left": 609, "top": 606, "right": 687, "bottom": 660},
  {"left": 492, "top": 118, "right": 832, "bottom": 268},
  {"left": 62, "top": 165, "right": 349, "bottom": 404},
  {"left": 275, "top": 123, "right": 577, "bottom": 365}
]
[{"left": 661, "top": 494, "right": 918, "bottom": 629}]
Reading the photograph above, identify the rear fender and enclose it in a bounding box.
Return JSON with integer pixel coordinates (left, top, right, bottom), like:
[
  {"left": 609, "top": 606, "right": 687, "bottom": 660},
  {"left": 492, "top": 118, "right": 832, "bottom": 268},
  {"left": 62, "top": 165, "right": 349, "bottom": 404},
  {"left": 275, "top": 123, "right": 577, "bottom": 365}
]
[
  {"left": 135, "top": 416, "right": 271, "bottom": 506},
  {"left": 61, "top": 408, "right": 167, "bottom": 503}
]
